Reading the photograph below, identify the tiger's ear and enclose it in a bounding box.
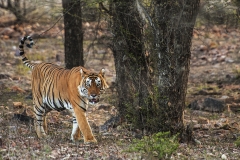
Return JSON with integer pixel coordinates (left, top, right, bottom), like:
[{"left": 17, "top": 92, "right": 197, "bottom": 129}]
[
  {"left": 80, "top": 68, "right": 85, "bottom": 77},
  {"left": 99, "top": 68, "right": 105, "bottom": 77}
]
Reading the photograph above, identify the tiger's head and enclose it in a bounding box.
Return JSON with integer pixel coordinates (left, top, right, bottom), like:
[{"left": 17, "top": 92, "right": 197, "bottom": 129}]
[{"left": 78, "top": 68, "right": 108, "bottom": 105}]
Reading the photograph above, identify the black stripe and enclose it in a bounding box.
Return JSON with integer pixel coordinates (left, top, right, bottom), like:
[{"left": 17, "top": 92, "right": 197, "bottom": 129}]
[
  {"left": 73, "top": 99, "right": 86, "bottom": 111},
  {"left": 22, "top": 57, "right": 28, "bottom": 61},
  {"left": 58, "top": 94, "right": 65, "bottom": 108},
  {"left": 20, "top": 51, "right": 24, "bottom": 56},
  {"left": 46, "top": 98, "right": 53, "bottom": 109},
  {"left": 35, "top": 106, "right": 45, "bottom": 114},
  {"left": 77, "top": 94, "right": 88, "bottom": 105},
  {"left": 35, "top": 113, "right": 43, "bottom": 117},
  {"left": 28, "top": 37, "right": 33, "bottom": 41},
  {"left": 63, "top": 99, "right": 69, "bottom": 108}
]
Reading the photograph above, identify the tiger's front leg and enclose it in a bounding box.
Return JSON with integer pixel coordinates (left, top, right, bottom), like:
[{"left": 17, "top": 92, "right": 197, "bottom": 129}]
[
  {"left": 70, "top": 116, "right": 82, "bottom": 141},
  {"left": 72, "top": 106, "right": 97, "bottom": 143}
]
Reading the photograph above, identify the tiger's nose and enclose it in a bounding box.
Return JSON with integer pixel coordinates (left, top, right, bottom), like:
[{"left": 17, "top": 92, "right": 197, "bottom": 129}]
[{"left": 91, "top": 94, "right": 97, "bottom": 98}]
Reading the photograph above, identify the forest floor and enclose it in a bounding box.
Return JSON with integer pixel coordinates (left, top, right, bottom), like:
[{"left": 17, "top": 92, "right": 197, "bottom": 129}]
[{"left": 1, "top": 14, "right": 240, "bottom": 159}]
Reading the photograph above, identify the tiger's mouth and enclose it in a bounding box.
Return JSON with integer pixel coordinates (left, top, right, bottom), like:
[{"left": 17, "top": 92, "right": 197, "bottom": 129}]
[{"left": 89, "top": 98, "right": 99, "bottom": 104}]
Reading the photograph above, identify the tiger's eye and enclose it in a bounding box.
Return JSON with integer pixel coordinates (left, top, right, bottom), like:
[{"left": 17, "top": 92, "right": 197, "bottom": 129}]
[{"left": 95, "top": 77, "right": 101, "bottom": 87}]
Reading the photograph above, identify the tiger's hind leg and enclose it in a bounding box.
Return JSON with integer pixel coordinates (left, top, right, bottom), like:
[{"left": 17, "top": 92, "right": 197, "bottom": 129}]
[
  {"left": 34, "top": 103, "right": 49, "bottom": 139},
  {"left": 43, "top": 111, "right": 48, "bottom": 133}
]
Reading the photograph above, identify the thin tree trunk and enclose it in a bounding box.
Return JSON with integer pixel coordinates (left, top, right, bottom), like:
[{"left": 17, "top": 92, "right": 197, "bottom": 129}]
[{"left": 62, "top": 0, "right": 84, "bottom": 69}]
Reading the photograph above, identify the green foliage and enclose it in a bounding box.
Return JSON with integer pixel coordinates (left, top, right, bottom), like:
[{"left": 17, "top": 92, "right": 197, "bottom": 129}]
[
  {"left": 16, "top": 64, "right": 29, "bottom": 75},
  {"left": 127, "top": 132, "right": 179, "bottom": 159},
  {"left": 234, "top": 136, "right": 240, "bottom": 147},
  {"left": 124, "top": 85, "right": 170, "bottom": 133},
  {"left": 199, "top": 0, "right": 238, "bottom": 26},
  {"left": 28, "top": 54, "right": 46, "bottom": 61},
  {"left": 43, "top": 144, "right": 52, "bottom": 153}
]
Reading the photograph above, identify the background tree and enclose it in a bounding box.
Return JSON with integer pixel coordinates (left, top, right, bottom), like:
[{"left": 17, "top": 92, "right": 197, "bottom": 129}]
[
  {"left": 0, "top": 0, "right": 36, "bottom": 22},
  {"left": 62, "top": 0, "right": 84, "bottom": 69},
  {"left": 200, "top": 0, "right": 238, "bottom": 28}
]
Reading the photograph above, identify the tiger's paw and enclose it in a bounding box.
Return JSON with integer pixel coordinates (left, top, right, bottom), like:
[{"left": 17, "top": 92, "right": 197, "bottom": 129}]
[
  {"left": 37, "top": 134, "right": 51, "bottom": 141},
  {"left": 71, "top": 135, "right": 83, "bottom": 142},
  {"left": 36, "top": 132, "right": 48, "bottom": 139},
  {"left": 84, "top": 137, "right": 97, "bottom": 144}
]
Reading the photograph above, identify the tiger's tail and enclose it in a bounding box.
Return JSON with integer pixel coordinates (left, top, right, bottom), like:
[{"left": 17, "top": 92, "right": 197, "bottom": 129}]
[{"left": 19, "top": 36, "right": 35, "bottom": 69}]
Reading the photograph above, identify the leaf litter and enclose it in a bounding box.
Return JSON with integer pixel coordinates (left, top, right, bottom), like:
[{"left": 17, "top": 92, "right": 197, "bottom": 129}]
[{"left": 1, "top": 22, "right": 240, "bottom": 159}]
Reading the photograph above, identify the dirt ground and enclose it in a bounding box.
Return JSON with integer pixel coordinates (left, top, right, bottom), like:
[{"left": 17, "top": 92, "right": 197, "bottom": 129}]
[{"left": 1, "top": 16, "right": 240, "bottom": 159}]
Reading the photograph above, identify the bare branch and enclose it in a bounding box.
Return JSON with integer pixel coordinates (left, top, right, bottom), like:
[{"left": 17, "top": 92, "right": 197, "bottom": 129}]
[
  {"left": 99, "top": 2, "right": 112, "bottom": 16},
  {"left": 36, "top": 15, "right": 63, "bottom": 40}
]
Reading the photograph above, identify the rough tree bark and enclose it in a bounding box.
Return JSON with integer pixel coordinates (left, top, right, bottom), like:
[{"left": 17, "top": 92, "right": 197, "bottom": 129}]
[
  {"left": 62, "top": 0, "right": 84, "bottom": 69},
  {"left": 112, "top": 0, "right": 200, "bottom": 138},
  {"left": 152, "top": 0, "right": 200, "bottom": 136},
  {"left": 112, "top": 0, "right": 152, "bottom": 131}
]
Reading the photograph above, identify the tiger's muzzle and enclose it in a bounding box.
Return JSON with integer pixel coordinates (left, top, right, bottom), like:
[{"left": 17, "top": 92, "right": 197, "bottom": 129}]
[{"left": 89, "top": 94, "right": 99, "bottom": 104}]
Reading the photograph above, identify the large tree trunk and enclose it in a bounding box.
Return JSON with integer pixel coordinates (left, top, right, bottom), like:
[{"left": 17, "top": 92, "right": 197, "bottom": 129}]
[
  {"left": 62, "top": 0, "right": 84, "bottom": 69},
  {"left": 112, "top": 0, "right": 200, "bottom": 138},
  {"left": 112, "top": 0, "right": 152, "bottom": 131},
  {"left": 152, "top": 0, "right": 200, "bottom": 135}
]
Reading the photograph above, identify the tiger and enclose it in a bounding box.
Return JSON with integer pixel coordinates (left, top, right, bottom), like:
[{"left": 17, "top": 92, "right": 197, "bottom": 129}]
[{"left": 18, "top": 36, "right": 108, "bottom": 143}]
